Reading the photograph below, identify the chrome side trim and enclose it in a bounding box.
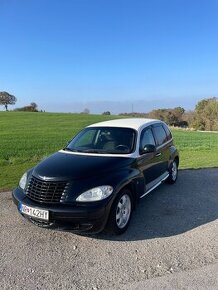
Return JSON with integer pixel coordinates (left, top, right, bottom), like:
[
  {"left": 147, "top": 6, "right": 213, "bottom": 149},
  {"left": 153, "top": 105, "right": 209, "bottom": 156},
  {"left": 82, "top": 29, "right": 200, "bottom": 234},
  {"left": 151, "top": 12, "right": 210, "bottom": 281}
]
[{"left": 140, "top": 173, "right": 169, "bottom": 199}]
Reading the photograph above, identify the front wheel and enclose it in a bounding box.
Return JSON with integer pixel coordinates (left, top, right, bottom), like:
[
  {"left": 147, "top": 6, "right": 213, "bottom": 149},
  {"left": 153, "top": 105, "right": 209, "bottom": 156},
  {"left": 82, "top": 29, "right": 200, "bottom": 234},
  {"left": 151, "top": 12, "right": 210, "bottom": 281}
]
[
  {"left": 106, "top": 189, "right": 133, "bottom": 235},
  {"left": 166, "top": 160, "right": 178, "bottom": 184}
]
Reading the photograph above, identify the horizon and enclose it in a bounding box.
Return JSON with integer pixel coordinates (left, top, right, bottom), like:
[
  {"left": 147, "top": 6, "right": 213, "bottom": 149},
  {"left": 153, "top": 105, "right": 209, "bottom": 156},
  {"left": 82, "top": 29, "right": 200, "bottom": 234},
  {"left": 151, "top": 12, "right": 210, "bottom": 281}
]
[
  {"left": 0, "top": 96, "right": 205, "bottom": 114},
  {"left": 1, "top": 0, "right": 218, "bottom": 114}
]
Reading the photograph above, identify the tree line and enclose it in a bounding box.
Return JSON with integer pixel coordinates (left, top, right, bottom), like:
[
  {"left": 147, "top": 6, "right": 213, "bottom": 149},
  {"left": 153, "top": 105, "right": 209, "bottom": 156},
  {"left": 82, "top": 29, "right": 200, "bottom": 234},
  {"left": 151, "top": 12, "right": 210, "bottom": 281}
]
[
  {"left": 0, "top": 91, "right": 217, "bottom": 131},
  {"left": 120, "top": 97, "right": 218, "bottom": 131}
]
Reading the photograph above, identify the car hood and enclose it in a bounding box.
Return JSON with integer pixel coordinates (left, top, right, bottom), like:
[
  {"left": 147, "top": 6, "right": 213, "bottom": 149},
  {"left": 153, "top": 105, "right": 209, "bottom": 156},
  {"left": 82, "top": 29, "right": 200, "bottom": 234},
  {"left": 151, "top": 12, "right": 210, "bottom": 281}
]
[{"left": 33, "top": 151, "right": 135, "bottom": 181}]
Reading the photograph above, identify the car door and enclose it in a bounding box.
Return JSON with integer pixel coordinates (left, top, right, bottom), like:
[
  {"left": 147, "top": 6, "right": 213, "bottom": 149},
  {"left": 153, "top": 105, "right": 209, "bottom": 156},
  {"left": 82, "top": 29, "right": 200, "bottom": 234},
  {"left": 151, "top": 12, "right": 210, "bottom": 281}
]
[
  {"left": 137, "top": 126, "right": 159, "bottom": 185},
  {"left": 151, "top": 124, "right": 170, "bottom": 176}
]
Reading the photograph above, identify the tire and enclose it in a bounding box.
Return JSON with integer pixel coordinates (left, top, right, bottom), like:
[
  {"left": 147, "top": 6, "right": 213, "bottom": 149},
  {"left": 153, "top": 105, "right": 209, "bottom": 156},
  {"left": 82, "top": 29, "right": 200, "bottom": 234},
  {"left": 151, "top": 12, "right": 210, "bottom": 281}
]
[
  {"left": 166, "top": 160, "right": 178, "bottom": 184},
  {"left": 106, "top": 189, "right": 133, "bottom": 235}
]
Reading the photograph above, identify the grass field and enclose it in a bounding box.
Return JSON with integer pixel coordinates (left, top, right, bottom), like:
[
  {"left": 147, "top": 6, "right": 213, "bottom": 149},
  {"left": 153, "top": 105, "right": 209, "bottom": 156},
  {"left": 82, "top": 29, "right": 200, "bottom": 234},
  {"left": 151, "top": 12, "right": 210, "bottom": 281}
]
[{"left": 0, "top": 111, "right": 218, "bottom": 191}]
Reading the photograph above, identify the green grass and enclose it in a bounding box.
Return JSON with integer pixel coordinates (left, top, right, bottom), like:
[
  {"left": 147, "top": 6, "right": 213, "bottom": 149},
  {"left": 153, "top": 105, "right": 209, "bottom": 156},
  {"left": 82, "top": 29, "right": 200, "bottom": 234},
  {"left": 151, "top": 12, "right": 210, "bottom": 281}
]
[
  {"left": 0, "top": 111, "right": 218, "bottom": 191},
  {"left": 172, "top": 129, "right": 218, "bottom": 169}
]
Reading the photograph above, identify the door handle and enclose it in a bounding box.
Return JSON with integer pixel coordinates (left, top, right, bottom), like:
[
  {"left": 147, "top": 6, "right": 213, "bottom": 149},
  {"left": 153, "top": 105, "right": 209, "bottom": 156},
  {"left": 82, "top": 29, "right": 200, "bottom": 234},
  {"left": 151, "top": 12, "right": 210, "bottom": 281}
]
[{"left": 155, "top": 152, "right": 162, "bottom": 157}]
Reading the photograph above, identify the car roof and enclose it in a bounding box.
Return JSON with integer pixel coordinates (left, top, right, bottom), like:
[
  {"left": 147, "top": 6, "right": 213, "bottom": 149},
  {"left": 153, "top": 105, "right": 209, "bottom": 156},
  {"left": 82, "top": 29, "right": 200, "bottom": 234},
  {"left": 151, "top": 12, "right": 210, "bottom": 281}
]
[{"left": 87, "top": 118, "right": 162, "bottom": 131}]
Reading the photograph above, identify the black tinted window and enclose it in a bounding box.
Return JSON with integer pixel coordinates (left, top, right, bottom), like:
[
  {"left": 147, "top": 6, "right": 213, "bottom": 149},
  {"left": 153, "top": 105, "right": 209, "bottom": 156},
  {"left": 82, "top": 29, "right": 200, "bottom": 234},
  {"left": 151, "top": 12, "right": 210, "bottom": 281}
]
[
  {"left": 163, "top": 123, "right": 172, "bottom": 140},
  {"left": 153, "top": 125, "right": 168, "bottom": 146},
  {"left": 140, "top": 128, "right": 156, "bottom": 148}
]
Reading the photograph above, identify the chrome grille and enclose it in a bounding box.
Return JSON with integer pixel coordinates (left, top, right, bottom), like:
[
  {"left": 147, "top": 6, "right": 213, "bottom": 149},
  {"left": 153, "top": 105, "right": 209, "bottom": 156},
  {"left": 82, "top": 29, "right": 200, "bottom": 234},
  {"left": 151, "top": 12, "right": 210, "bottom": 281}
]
[{"left": 26, "top": 176, "right": 68, "bottom": 203}]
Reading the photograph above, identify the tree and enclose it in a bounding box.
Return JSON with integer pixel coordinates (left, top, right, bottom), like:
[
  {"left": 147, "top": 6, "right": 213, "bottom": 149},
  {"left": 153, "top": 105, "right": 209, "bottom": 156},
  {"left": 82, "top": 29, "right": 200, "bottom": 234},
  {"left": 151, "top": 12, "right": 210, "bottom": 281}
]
[
  {"left": 148, "top": 107, "right": 185, "bottom": 126},
  {"left": 80, "top": 108, "right": 90, "bottom": 114},
  {"left": 148, "top": 109, "right": 166, "bottom": 121},
  {"left": 30, "top": 102, "right": 38, "bottom": 111},
  {"left": 183, "top": 110, "right": 195, "bottom": 127},
  {"left": 193, "top": 97, "right": 218, "bottom": 131},
  {"left": 14, "top": 102, "right": 38, "bottom": 112},
  {"left": 0, "top": 91, "right": 17, "bottom": 111},
  {"left": 102, "top": 111, "right": 111, "bottom": 115},
  {"left": 172, "top": 107, "right": 185, "bottom": 121}
]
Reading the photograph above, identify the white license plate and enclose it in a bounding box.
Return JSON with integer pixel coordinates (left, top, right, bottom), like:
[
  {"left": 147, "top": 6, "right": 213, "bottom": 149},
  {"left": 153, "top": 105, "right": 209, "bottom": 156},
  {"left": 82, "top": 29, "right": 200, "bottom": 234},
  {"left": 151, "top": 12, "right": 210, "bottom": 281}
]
[{"left": 19, "top": 203, "right": 49, "bottom": 221}]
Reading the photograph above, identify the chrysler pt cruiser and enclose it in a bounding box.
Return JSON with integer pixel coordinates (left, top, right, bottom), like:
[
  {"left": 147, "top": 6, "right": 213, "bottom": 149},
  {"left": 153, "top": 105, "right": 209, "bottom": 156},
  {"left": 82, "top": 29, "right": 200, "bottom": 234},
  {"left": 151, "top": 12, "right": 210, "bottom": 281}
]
[{"left": 12, "top": 118, "right": 179, "bottom": 234}]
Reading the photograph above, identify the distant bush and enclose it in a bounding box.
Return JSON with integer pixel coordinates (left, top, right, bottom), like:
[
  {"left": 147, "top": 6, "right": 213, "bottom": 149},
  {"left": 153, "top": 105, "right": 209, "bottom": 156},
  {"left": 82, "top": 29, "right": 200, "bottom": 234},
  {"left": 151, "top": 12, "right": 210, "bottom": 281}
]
[
  {"left": 80, "top": 108, "right": 90, "bottom": 114},
  {"left": 14, "top": 102, "right": 38, "bottom": 112},
  {"left": 102, "top": 111, "right": 111, "bottom": 115}
]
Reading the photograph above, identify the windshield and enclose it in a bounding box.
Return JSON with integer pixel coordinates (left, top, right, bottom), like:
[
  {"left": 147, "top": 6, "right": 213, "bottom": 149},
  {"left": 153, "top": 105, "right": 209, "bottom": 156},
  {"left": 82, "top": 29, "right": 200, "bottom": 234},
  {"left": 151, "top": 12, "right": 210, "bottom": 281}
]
[{"left": 65, "top": 127, "right": 136, "bottom": 154}]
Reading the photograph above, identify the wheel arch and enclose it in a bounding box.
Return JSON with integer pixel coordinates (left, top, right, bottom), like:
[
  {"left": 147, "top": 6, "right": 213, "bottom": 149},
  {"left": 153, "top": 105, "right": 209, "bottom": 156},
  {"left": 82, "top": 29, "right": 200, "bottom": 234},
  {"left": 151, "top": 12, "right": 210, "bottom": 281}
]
[
  {"left": 115, "top": 177, "right": 144, "bottom": 210},
  {"left": 174, "top": 155, "right": 179, "bottom": 166},
  {"left": 169, "top": 145, "right": 179, "bottom": 167}
]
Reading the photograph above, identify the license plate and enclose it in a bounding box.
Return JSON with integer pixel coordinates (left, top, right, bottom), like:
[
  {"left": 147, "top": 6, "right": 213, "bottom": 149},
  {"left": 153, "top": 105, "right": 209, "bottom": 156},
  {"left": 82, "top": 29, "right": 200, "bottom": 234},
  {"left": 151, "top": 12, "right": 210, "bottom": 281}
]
[{"left": 19, "top": 203, "right": 49, "bottom": 221}]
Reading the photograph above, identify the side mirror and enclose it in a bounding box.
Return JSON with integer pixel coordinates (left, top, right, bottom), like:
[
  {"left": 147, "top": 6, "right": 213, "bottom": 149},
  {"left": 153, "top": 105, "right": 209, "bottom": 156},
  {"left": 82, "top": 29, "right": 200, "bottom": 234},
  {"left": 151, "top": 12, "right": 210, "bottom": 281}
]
[{"left": 140, "top": 144, "right": 156, "bottom": 155}]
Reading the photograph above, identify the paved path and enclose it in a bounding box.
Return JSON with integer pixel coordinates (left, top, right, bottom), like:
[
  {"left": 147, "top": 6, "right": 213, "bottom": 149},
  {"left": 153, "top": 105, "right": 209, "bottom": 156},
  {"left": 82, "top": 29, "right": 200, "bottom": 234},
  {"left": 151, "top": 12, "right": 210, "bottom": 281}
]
[{"left": 0, "top": 168, "right": 218, "bottom": 289}]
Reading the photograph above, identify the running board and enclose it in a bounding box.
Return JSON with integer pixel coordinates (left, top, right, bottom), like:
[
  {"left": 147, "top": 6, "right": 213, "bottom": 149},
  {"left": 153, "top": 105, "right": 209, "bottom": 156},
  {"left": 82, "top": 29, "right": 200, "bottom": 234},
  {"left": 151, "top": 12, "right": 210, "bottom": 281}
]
[{"left": 140, "top": 173, "right": 169, "bottom": 199}]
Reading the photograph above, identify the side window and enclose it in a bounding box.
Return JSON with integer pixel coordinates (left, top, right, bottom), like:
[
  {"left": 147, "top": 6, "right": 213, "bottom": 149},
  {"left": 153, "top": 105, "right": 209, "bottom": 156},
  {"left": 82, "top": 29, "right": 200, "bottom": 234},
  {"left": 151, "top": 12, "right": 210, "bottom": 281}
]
[
  {"left": 153, "top": 125, "right": 168, "bottom": 146},
  {"left": 140, "top": 128, "right": 156, "bottom": 148},
  {"left": 163, "top": 123, "right": 172, "bottom": 140}
]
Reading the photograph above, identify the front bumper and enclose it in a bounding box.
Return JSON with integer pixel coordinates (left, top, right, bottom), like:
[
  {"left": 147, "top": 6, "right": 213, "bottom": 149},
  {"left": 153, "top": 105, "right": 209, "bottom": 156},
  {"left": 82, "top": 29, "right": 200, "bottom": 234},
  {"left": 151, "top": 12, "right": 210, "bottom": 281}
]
[{"left": 12, "top": 187, "right": 112, "bottom": 233}]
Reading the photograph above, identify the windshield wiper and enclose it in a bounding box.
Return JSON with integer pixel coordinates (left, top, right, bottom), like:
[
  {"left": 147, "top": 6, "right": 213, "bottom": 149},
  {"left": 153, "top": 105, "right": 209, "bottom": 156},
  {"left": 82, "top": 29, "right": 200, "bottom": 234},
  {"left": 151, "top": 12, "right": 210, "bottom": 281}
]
[
  {"left": 63, "top": 147, "right": 82, "bottom": 152},
  {"left": 63, "top": 148, "right": 109, "bottom": 154},
  {"left": 63, "top": 147, "right": 72, "bottom": 151},
  {"left": 82, "top": 149, "right": 107, "bottom": 154}
]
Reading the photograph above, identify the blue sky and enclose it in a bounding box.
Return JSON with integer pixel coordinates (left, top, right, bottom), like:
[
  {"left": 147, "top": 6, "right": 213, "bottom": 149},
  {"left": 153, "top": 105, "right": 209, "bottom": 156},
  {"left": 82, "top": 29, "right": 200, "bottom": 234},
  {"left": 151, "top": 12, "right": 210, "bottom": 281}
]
[{"left": 0, "top": 0, "right": 218, "bottom": 113}]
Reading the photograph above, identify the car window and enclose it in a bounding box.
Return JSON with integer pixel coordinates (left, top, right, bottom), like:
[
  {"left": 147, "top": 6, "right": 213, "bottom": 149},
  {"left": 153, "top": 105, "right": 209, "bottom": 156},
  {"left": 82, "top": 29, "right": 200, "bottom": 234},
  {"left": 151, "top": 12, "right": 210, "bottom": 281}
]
[
  {"left": 66, "top": 127, "right": 136, "bottom": 154},
  {"left": 163, "top": 123, "right": 172, "bottom": 140},
  {"left": 140, "top": 128, "right": 156, "bottom": 148},
  {"left": 153, "top": 125, "right": 168, "bottom": 146},
  {"left": 74, "top": 130, "right": 96, "bottom": 147}
]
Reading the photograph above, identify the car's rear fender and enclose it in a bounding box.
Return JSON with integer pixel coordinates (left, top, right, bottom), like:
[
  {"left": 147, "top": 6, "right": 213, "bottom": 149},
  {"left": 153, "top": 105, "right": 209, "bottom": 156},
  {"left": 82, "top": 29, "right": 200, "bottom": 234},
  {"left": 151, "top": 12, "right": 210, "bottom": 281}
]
[{"left": 168, "top": 145, "right": 179, "bottom": 167}]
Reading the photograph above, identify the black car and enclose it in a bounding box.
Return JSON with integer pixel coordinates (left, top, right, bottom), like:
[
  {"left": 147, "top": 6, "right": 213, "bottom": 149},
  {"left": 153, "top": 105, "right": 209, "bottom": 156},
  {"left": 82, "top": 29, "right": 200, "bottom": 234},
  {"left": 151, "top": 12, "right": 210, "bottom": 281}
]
[{"left": 12, "top": 118, "right": 179, "bottom": 234}]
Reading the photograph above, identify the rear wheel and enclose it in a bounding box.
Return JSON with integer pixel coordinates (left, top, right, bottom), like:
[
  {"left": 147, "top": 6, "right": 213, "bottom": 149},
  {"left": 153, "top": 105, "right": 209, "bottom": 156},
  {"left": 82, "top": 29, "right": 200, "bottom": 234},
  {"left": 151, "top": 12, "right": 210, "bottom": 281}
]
[
  {"left": 167, "top": 160, "right": 178, "bottom": 184},
  {"left": 106, "top": 189, "right": 133, "bottom": 234}
]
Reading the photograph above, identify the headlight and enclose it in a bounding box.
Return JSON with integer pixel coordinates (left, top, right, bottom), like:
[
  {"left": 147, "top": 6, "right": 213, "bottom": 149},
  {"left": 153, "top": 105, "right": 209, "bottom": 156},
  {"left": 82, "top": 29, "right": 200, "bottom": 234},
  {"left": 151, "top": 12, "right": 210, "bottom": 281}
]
[
  {"left": 76, "top": 186, "right": 113, "bottom": 202},
  {"left": 19, "top": 172, "right": 27, "bottom": 190}
]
